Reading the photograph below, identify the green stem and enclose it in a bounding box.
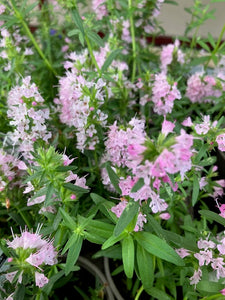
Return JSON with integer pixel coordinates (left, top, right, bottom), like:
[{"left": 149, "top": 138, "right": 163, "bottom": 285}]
[
  {"left": 128, "top": 0, "right": 136, "bottom": 82},
  {"left": 10, "top": 1, "right": 57, "bottom": 76},
  {"left": 85, "top": 35, "right": 101, "bottom": 75},
  {"left": 18, "top": 209, "right": 32, "bottom": 229},
  {"left": 134, "top": 285, "right": 144, "bottom": 300}
]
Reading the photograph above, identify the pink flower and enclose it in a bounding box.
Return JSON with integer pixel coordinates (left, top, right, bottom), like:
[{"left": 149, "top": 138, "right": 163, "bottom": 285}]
[
  {"left": 160, "top": 39, "right": 184, "bottom": 73},
  {"left": 182, "top": 117, "right": 193, "bottom": 127},
  {"left": 161, "top": 119, "right": 175, "bottom": 136},
  {"left": 92, "top": 0, "right": 108, "bottom": 20},
  {"left": 190, "top": 268, "right": 202, "bottom": 286},
  {"left": 35, "top": 272, "right": 49, "bottom": 288},
  {"left": 194, "top": 250, "right": 213, "bottom": 266},
  {"left": 134, "top": 213, "right": 147, "bottom": 232},
  {"left": 197, "top": 238, "right": 216, "bottom": 250},
  {"left": 151, "top": 73, "right": 181, "bottom": 115},
  {"left": 216, "top": 133, "right": 225, "bottom": 151},
  {"left": 111, "top": 200, "right": 127, "bottom": 218},
  {"left": 5, "top": 271, "right": 17, "bottom": 283},
  {"left": 159, "top": 212, "right": 171, "bottom": 220},
  {"left": 175, "top": 248, "right": 190, "bottom": 258},
  {"left": 186, "top": 73, "right": 222, "bottom": 103}
]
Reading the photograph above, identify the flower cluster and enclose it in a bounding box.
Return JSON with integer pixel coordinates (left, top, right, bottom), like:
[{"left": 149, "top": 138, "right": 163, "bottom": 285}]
[
  {"left": 151, "top": 73, "right": 181, "bottom": 115},
  {"left": 160, "top": 39, "right": 185, "bottom": 73},
  {"left": 6, "top": 227, "right": 57, "bottom": 289},
  {"left": 7, "top": 76, "right": 51, "bottom": 160},
  {"left": 186, "top": 73, "right": 224, "bottom": 103}
]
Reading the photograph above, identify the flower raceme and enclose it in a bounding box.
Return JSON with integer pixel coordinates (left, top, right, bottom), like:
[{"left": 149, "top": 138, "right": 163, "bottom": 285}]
[
  {"left": 6, "top": 226, "right": 57, "bottom": 288},
  {"left": 105, "top": 118, "right": 194, "bottom": 215},
  {"left": 7, "top": 76, "right": 51, "bottom": 160}
]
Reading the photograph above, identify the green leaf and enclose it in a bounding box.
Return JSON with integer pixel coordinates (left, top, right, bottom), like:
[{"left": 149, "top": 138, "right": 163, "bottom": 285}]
[
  {"left": 65, "top": 235, "right": 83, "bottom": 276},
  {"left": 42, "top": 270, "right": 65, "bottom": 295},
  {"left": 71, "top": 8, "right": 85, "bottom": 37},
  {"left": 164, "top": 0, "right": 178, "bottom": 4},
  {"left": 63, "top": 182, "right": 89, "bottom": 194},
  {"left": 189, "top": 56, "right": 211, "bottom": 66},
  {"left": 198, "top": 156, "right": 217, "bottom": 167},
  {"left": 62, "top": 232, "right": 79, "bottom": 255},
  {"left": 137, "top": 244, "right": 154, "bottom": 292},
  {"left": 56, "top": 165, "right": 77, "bottom": 172},
  {"left": 197, "top": 280, "right": 224, "bottom": 293},
  {"left": 85, "top": 220, "right": 114, "bottom": 238},
  {"left": 86, "top": 30, "right": 104, "bottom": 48},
  {"left": 114, "top": 201, "right": 139, "bottom": 237},
  {"left": 101, "top": 49, "right": 121, "bottom": 72},
  {"left": 134, "top": 232, "right": 184, "bottom": 266},
  {"left": 197, "top": 40, "right": 210, "bottom": 52},
  {"left": 44, "top": 184, "right": 55, "bottom": 206},
  {"left": 68, "top": 29, "right": 80, "bottom": 37},
  {"left": 23, "top": 171, "right": 43, "bottom": 183},
  {"left": 93, "top": 244, "right": 122, "bottom": 259},
  {"left": 24, "top": 1, "right": 39, "bottom": 14},
  {"left": 162, "top": 230, "right": 198, "bottom": 252},
  {"left": 90, "top": 193, "right": 118, "bottom": 223},
  {"left": 211, "top": 0, "right": 225, "bottom": 2},
  {"left": 199, "top": 210, "right": 225, "bottom": 227},
  {"left": 14, "top": 285, "right": 25, "bottom": 300},
  {"left": 59, "top": 207, "right": 77, "bottom": 230},
  {"left": 102, "top": 232, "right": 127, "bottom": 250},
  {"left": 105, "top": 163, "right": 121, "bottom": 194},
  {"left": 147, "top": 287, "right": 172, "bottom": 300},
  {"left": 84, "top": 232, "right": 106, "bottom": 244},
  {"left": 131, "top": 178, "right": 145, "bottom": 193},
  {"left": 144, "top": 213, "right": 166, "bottom": 240},
  {"left": 207, "top": 32, "right": 216, "bottom": 48},
  {"left": 194, "top": 143, "right": 208, "bottom": 163},
  {"left": 192, "top": 175, "right": 200, "bottom": 206},
  {"left": 122, "top": 235, "right": 134, "bottom": 278}
]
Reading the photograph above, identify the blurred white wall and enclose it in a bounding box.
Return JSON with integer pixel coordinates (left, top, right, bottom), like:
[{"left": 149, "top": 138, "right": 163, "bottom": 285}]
[
  {"left": 27, "top": 0, "right": 225, "bottom": 39},
  {"left": 158, "top": 0, "right": 225, "bottom": 39}
]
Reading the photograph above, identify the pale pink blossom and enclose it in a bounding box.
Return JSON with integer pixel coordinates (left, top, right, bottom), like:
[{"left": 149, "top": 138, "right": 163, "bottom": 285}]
[
  {"left": 194, "top": 250, "right": 213, "bottom": 266},
  {"left": 216, "top": 133, "right": 225, "bottom": 151},
  {"left": 175, "top": 248, "right": 190, "bottom": 258},
  {"left": 35, "top": 272, "right": 49, "bottom": 288},
  {"left": 190, "top": 268, "right": 202, "bottom": 285}
]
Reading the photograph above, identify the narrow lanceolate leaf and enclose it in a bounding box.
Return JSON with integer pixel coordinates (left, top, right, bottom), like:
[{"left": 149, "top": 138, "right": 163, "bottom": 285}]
[
  {"left": 63, "top": 182, "right": 89, "bottom": 194},
  {"left": 192, "top": 175, "right": 199, "bottom": 206},
  {"left": 59, "top": 207, "right": 76, "bottom": 230},
  {"left": 134, "top": 231, "right": 184, "bottom": 266},
  {"left": 130, "top": 178, "right": 144, "bottom": 193},
  {"left": 44, "top": 183, "right": 55, "bottom": 206},
  {"left": 102, "top": 232, "right": 127, "bottom": 250},
  {"left": 86, "top": 30, "right": 104, "bottom": 48},
  {"left": 122, "top": 235, "right": 134, "bottom": 278},
  {"left": 114, "top": 201, "right": 139, "bottom": 237},
  {"left": 199, "top": 210, "right": 225, "bottom": 227},
  {"left": 101, "top": 49, "right": 121, "bottom": 72},
  {"left": 65, "top": 234, "right": 83, "bottom": 276},
  {"left": 71, "top": 8, "right": 85, "bottom": 37},
  {"left": 147, "top": 287, "right": 172, "bottom": 300},
  {"left": 197, "top": 280, "right": 225, "bottom": 293},
  {"left": 14, "top": 284, "right": 25, "bottom": 300},
  {"left": 105, "top": 163, "right": 122, "bottom": 194},
  {"left": 56, "top": 165, "right": 77, "bottom": 172},
  {"left": 62, "top": 233, "right": 79, "bottom": 255},
  {"left": 90, "top": 193, "right": 118, "bottom": 223},
  {"left": 137, "top": 244, "right": 154, "bottom": 292}
]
